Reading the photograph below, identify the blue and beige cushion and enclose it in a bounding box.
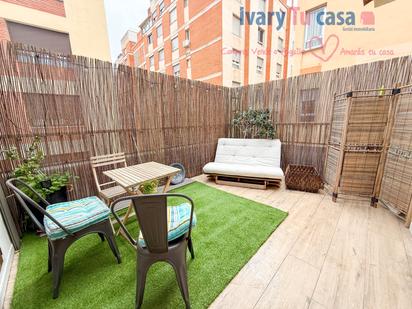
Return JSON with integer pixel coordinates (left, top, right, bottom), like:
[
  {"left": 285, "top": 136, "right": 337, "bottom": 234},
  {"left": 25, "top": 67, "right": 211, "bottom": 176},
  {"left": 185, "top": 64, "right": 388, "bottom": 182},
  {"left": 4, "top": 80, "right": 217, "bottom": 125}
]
[
  {"left": 138, "top": 202, "right": 197, "bottom": 247},
  {"left": 44, "top": 196, "right": 110, "bottom": 240}
]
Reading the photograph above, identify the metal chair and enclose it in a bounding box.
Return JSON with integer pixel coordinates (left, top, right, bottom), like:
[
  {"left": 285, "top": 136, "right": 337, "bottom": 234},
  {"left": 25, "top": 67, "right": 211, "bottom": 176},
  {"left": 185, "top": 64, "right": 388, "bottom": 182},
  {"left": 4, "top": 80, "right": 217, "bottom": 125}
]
[
  {"left": 6, "top": 178, "right": 121, "bottom": 299},
  {"left": 111, "top": 194, "right": 195, "bottom": 309}
]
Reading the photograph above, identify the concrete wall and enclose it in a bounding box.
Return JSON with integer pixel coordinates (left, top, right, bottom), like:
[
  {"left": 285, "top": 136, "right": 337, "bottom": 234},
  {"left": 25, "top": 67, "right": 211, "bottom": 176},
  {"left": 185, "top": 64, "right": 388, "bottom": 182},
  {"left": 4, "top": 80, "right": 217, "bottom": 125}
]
[
  {"left": 1, "top": 0, "right": 65, "bottom": 16},
  {"left": 290, "top": 0, "right": 412, "bottom": 75},
  {"left": 0, "top": 0, "right": 111, "bottom": 61}
]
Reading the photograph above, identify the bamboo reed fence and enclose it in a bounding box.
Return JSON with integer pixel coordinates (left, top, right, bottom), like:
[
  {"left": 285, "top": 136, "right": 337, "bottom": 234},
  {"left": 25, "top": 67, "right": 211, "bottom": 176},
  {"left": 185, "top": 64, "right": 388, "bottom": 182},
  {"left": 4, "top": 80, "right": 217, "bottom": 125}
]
[
  {"left": 1, "top": 41, "right": 412, "bottom": 231},
  {"left": 233, "top": 56, "right": 412, "bottom": 175},
  {"left": 0, "top": 43, "right": 230, "bottom": 232},
  {"left": 379, "top": 85, "right": 412, "bottom": 225}
]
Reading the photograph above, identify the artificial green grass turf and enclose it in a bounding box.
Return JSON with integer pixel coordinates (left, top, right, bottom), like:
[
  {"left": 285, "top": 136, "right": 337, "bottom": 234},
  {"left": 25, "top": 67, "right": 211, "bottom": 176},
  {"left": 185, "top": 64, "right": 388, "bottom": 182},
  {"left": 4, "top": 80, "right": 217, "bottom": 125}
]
[{"left": 12, "top": 182, "right": 287, "bottom": 309}]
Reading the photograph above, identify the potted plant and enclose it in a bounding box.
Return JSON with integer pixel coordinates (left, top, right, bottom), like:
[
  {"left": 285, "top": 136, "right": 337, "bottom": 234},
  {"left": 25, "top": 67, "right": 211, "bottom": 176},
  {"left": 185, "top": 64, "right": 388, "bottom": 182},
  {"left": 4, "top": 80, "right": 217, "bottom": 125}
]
[
  {"left": 2, "top": 136, "right": 77, "bottom": 227},
  {"left": 232, "top": 109, "right": 276, "bottom": 139}
]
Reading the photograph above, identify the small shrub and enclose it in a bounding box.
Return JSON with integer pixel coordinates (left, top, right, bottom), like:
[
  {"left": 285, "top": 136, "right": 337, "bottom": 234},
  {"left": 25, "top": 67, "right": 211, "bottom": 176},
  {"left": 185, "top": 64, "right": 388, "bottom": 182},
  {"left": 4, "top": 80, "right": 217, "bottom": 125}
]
[
  {"left": 1, "top": 136, "right": 77, "bottom": 201},
  {"left": 139, "top": 180, "right": 159, "bottom": 194},
  {"left": 232, "top": 109, "right": 276, "bottom": 139}
]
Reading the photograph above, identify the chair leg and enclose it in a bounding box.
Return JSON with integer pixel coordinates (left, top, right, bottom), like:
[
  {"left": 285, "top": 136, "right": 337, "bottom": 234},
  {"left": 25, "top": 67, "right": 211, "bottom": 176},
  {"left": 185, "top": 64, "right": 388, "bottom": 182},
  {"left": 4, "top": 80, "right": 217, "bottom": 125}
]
[
  {"left": 136, "top": 258, "right": 150, "bottom": 309},
  {"left": 117, "top": 203, "right": 133, "bottom": 236},
  {"left": 47, "top": 241, "right": 52, "bottom": 273},
  {"left": 173, "top": 260, "right": 190, "bottom": 309},
  {"left": 188, "top": 238, "right": 195, "bottom": 259},
  {"left": 51, "top": 240, "right": 69, "bottom": 299},
  {"left": 103, "top": 222, "right": 121, "bottom": 264},
  {"left": 98, "top": 233, "right": 105, "bottom": 242}
]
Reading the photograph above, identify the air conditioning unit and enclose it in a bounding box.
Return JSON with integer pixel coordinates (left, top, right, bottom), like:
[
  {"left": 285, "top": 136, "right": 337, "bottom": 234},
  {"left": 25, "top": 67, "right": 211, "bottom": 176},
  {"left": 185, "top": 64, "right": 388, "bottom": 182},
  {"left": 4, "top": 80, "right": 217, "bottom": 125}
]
[{"left": 183, "top": 40, "right": 190, "bottom": 48}]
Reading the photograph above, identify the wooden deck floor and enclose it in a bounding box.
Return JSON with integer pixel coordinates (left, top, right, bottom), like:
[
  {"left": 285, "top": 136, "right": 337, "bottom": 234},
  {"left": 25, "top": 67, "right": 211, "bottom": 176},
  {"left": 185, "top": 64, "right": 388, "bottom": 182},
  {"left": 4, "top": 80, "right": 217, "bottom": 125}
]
[{"left": 193, "top": 175, "right": 412, "bottom": 309}]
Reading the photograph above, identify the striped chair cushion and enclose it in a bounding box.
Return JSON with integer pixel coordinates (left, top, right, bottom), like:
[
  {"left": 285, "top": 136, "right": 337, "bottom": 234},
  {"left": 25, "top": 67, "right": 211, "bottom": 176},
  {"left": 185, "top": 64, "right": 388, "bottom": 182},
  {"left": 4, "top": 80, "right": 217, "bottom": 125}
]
[
  {"left": 138, "top": 202, "right": 196, "bottom": 247},
  {"left": 44, "top": 196, "right": 110, "bottom": 240}
]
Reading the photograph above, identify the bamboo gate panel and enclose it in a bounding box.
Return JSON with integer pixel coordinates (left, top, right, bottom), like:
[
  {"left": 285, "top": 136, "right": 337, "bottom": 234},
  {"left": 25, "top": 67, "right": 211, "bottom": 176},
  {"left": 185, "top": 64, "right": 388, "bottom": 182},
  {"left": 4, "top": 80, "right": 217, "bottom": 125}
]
[
  {"left": 324, "top": 93, "right": 348, "bottom": 187},
  {"left": 380, "top": 85, "right": 412, "bottom": 225},
  {"left": 325, "top": 90, "right": 392, "bottom": 201},
  {"left": 0, "top": 43, "right": 231, "bottom": 214}
]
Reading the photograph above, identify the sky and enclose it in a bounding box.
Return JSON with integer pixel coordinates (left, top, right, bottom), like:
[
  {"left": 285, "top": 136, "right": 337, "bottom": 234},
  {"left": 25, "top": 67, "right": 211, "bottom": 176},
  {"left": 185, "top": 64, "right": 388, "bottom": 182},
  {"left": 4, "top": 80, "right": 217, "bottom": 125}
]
[{"left": 104, "top": 0, "right": 150, "bottom": 62}]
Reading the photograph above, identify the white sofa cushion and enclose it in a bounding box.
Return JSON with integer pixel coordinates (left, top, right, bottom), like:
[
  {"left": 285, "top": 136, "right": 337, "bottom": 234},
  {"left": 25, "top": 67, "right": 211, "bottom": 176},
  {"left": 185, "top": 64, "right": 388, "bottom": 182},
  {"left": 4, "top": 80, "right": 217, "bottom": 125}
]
[
  {"left": 214, "top": 138, "right": 281, "bottom": 167},
  {"left": 203, "top": 138, "right": 284, "bottom": 180},
  {"left": 203, "top": 162, "right": 284, "bottom": 179}
]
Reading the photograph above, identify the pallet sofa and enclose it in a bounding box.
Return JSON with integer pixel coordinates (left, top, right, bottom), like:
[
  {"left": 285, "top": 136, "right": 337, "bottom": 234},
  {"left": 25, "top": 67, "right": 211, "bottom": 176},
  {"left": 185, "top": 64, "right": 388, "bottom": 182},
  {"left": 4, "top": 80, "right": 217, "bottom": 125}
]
[{"left": 203, "top": 138, "right": 284, "bottom": 189}]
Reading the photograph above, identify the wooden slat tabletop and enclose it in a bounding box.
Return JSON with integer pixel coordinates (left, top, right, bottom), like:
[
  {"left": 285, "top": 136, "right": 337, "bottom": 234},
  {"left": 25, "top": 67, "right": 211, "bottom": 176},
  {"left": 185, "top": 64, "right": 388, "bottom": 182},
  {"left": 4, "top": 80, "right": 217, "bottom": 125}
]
[{"left": 103, "top": 162, "right": 180, "bottom": 189}]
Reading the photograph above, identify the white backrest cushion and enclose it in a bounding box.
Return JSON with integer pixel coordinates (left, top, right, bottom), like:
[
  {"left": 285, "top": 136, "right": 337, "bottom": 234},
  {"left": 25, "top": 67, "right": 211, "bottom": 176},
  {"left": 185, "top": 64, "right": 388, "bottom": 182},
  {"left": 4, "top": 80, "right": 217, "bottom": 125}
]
[{"left": 215, "top": 138, "right": 281, "bottom": 167}]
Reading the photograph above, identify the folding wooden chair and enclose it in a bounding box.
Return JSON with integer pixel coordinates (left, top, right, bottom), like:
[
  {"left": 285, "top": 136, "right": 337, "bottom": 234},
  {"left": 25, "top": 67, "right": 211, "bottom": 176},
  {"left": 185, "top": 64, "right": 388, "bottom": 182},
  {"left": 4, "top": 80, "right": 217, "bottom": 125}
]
[
  {"left": 90, "top": 153, "right": 129, "bottom": 204},
  {"left": 90, "top": 153, "right": 131, "bottom": 233}
]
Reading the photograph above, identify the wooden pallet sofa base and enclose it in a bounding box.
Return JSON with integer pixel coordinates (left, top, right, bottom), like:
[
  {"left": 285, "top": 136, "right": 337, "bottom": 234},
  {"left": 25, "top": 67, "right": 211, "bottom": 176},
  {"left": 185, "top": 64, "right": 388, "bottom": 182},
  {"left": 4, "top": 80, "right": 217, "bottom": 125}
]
[
  {"left": 211, "top": 175, "right": 282, "bottom": 189},
  {"left": 203, "top": 138, "right": 284, "bottom": 190}
]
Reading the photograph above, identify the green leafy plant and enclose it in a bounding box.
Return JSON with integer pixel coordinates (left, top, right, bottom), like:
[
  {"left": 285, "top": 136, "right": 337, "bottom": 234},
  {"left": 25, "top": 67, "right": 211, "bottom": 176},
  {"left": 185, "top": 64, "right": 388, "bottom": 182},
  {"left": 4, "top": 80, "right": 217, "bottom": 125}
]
[
  {"left": 2, "top": 136, "right": 76, "bottom": 201},
  {"left": 139, "top": 180, "right": 159, "bottom": 194},
  {"left": 233, "top": 109, "right": 276, "bottom": 139}
]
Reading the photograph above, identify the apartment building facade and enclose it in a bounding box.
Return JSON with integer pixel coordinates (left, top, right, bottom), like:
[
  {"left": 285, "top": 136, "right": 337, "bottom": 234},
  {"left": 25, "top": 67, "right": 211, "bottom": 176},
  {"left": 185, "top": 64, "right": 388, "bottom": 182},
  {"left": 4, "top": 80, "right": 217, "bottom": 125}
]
[
  {"left": 290, "top": 0, "right": 412, "bottom": 76},
  {"left": 118, "top": 0, "right": 290, "bottom": 87},
  {"left": 0, "top": 0, "right": 111, "bottom": 61}
]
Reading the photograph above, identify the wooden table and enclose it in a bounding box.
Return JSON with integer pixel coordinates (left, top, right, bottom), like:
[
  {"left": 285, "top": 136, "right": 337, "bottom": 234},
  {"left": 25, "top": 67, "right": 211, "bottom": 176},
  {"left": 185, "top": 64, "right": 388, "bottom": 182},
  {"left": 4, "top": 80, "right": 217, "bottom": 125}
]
[{"left": 103, "top": 161, "right": 180, "bottom": 237}]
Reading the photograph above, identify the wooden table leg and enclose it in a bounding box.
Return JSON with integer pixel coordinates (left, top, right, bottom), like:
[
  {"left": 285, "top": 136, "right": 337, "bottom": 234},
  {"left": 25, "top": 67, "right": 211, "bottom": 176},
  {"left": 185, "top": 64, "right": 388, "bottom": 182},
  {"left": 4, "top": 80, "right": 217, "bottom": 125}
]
[
  {"left": 163, "top": 176, "right": 173, "bottom": 193},
  {"left": 116, "top": 188, "right": 140, "bottom": 236}
]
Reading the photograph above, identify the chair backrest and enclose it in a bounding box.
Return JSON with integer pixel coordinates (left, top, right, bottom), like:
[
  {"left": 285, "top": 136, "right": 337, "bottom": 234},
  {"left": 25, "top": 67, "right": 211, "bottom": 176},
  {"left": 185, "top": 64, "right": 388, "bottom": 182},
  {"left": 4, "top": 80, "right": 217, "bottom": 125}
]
[
  {"left": 90, "top": 153, "right": 127, "bottom": 192},
  {"left": 134, "top": 195, "right": 169, "bottom": 253},
  {"left": 215, "top": 138, "right": 282, "bottom": 167},
  {"left": 111, "top": 194, "right": 194, "bottom": 254},
  {"left": 5, "top": 178, "right": 72, "bottom": 236}
]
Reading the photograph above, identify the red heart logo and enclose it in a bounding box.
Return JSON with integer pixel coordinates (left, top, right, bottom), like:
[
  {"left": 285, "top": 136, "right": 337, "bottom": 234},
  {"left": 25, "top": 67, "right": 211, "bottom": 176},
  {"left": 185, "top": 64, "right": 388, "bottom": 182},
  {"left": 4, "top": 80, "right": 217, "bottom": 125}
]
[{"left": 309, "top": 34, "right": 340, "bottom": 62}]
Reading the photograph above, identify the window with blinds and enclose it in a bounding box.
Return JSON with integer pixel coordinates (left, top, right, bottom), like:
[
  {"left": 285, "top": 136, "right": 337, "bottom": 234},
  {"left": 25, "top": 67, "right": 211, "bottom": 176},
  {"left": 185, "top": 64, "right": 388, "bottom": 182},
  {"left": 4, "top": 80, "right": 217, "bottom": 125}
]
[
  {"left": 232, "top": 15, "right": 241, "bottom": 37},
  {"left": 170, "top": 8, "right": 177, "bottom": 25},
  {"left": 299, "top": 88, "right": 319, "bottom": 122},
  {"left": 232, "top": 49, "right": 241, "bottom": 69},
  {"left": 258, "top": 27, "right": 265, "bottom": 45},
  {"left": 157, "top": 25, "right": 163, "bottom": 40},
  {"left": 159, "top": 0, "right": 165, "bottom": 13},
  {"left": 173, "top": 64, "right": 180, "bottom": 76},
  {"left": 158, "top": 49, "right": 164, "bottom": 62},
  {"left": 149, "top": 55, "right": 154, "bottom": 68},
  {"left": 171, "top": 37, "right": 179, "bottom": 51},
  {"left": 259, "top": 0, "right": 266, "bottom": 12},
  {"left": 256, "top": 57, "right": 264, "bottom": 74},
  {"left": 7, "top": 21, "right": 71, "bottom": 54},
  {"left": 303, "top": 6, "right": 326, "bottom": 50},
  {"left": 276, "top": 63, "right": 282, "bottom": 78}
]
